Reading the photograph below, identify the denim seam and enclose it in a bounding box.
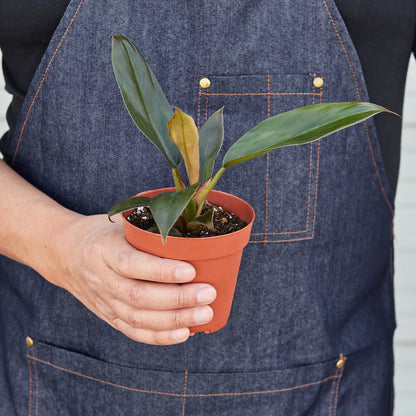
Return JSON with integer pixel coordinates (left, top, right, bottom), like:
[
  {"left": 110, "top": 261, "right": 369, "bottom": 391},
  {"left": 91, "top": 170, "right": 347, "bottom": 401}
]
[
  {"left": 11, "top": 0, "right": 86, "bottom": 166},
  {"left": 321, "top": 0, "right": 394, "bottom": 215},
  {"left": 332, "top": 367, "right": 344, "bottom": 416},
  {"left": 204, "top": 88, "right": 209, "bottom": 123},
  {"left": 27, "top": 346, "right": 39, "bottom": 416},
  {"left": 264, "top": 75, "right": 271, "bottom": 244},
  {"left": 197, "top": 86, "right": 202, "bottom": 128},
  {"left": 327, "top": 371, "right": 337, "bottom": 416},
  {"left": 26, "top": 346, "right": 33, "bottom": 416},
  {"left": 27, "top": 354, "right": 341, "bottom": 398},
  {"left": 182, "top": 371, "right": 188, "bottom": 416},
  {"left": 33, "top": 349, "right": 39, "bottom": 416}
]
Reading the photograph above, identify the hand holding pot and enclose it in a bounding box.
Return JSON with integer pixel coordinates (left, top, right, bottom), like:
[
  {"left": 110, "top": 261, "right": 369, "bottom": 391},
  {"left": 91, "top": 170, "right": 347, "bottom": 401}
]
[
  {"left": 0, "top": 162, "right": 216, "bottom": 346},
  {"left": 53, "top": 214, "right": 217, "bottom": 345}
]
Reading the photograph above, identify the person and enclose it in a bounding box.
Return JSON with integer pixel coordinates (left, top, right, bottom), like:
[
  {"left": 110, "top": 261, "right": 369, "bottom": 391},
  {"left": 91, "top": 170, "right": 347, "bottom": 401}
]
[{"left": 0, "top": 1, "right": 414, "bottom": 414}]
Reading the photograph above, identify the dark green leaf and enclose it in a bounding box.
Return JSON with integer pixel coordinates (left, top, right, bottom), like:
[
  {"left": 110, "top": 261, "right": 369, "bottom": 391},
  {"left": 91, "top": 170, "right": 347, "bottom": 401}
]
[
  {"left": 111, "top": 35, "right": 181, "bottom": 168},
  {"left": 199, "top": 108, "right": 224, "bottom": 182},
  {"left": 187, "top": 207, "right": 215, "bottom": 235},
  {"left": 107, "top": 196, "right": 151, "bottom": 221},
  {"left": 184, "top": 197, "right": 197, "bottom": 223},
  {"left": 149, "top": 184, "right": 199, "bottom": 244},
  {"left": 222, "top": 102, "right": 389, "bottom": 168},
  {"left": 168, "top": 227, "right": 183, "bottom": 237},
  {"left": 148, "top": 226, "right": 183, "bottom": 237}
]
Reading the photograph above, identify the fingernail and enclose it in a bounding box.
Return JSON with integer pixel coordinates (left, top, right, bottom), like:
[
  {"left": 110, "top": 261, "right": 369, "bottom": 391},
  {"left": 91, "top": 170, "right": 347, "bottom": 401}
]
[
  {"left": 197, "top": 286, "right": 217, "bottom": 304},
  {"left": 171, "top": 328, "right": 190, "bottom": 342},
  {"left": 194, "top": 307, "right": 213, "bottom": 325},
  {"left": 175, "top": 266, "right": 196, "bottom": 282}
]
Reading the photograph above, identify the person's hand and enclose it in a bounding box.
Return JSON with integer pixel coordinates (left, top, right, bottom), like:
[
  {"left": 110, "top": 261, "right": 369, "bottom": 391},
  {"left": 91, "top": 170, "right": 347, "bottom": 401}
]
[{"left": 47, "top": 214, "right": 216, "bottom": 345}]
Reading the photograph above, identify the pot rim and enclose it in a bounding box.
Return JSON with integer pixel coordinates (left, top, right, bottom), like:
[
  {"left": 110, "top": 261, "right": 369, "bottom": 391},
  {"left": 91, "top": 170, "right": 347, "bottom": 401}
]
[{"left": 121, "top": 187, "right": 255, "bottom": 242}]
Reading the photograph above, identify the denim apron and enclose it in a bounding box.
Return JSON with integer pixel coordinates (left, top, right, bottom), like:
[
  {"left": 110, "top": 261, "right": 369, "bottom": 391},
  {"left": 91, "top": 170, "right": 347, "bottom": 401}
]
[{"left": 0, "top": 0, "right": 396, "bottom": 414}]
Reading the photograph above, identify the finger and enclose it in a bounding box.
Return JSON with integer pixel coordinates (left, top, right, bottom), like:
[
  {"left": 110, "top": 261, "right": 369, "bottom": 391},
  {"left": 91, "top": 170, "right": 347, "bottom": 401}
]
[
  {"left": 111, "top": 278, "right": 217, "bottom": 310},
  {"left": 103, "top": 241, "right": 196, "bottom": 283},
  {"left": 112, "top": 318, "right": 191, "bottom": 345},
  {"left": 113, "top": 302, "right": 214, "bottom": 331}
]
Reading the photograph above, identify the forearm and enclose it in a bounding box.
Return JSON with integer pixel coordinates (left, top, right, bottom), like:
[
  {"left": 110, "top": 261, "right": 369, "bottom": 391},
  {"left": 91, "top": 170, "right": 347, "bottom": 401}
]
[{"left": 0, "top": 160, "right": 82, "bottom": 285}]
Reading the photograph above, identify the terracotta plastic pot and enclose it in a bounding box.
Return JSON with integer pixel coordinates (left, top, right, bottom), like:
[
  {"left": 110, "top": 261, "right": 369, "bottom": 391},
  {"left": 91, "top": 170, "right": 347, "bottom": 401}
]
[{"left": 121, "top": 188, "right": 255, "bottom": 334}]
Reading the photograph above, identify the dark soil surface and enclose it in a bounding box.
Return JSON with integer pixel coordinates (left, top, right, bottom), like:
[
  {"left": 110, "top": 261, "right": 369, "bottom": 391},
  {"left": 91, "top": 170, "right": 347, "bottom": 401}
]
[{"left": 126, "top": 202, "right": 247, "bottom": 238}]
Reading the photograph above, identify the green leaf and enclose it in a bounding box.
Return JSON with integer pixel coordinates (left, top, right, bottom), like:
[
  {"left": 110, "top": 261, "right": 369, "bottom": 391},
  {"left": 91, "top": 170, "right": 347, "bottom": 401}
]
[
  {"left": 187, "top": 207, "right": 215, "bottom": 235},
  {"left": 199, "top": 108, "right": 224, "bottom": 182},
  {"left": 168, "top": 227, "right": 183, "bottom": 237},
  {"left": 222, "top": 102, "right": 390, "bottom": 168},
  {"left": 193, "top": 176, "right": 217, "bottom": 215},
  {"left": 149, "top": 184, "right": 199, "bottom": 244},
  {"left": 147, "top": 226, "right": 183, "bottom": 237},
  {"left": 111, "top": 34, "right": 181, "bottom": 168},
  {"left": 107, "top": 196, "right": 151, "bottom": 221},
  {"left": 168, "top": 108, "right": 200, "bottom": 185},
  {"left": 172, "top": 167, "right": 186, "bottom": 190},
  {"left": 184, "top": 197, "right": 197, "bottom": 223}
]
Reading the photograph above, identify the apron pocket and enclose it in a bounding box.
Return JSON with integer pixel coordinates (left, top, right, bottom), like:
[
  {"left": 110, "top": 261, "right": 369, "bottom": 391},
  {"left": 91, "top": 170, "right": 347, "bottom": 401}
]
[
  {"left": 197, "top": 73, "right": 323, "bottom": 243},
  {"left": 26, "top": 340, "right": 344, "bottom": 415}
]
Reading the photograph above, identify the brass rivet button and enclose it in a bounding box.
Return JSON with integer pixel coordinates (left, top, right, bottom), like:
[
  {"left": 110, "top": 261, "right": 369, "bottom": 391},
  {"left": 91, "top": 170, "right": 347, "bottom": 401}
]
[
  {"left": 313, "top": 77, "right": 324, "bottom": 88},
  {"left": 199, "top": 77, "right": 211, "bottom": 89},
  {"left": 336, "top": 354, "right": 346, "bottom": 369},
  {"left": 25, "top": 337, "right": 34, "bottom": 347}
]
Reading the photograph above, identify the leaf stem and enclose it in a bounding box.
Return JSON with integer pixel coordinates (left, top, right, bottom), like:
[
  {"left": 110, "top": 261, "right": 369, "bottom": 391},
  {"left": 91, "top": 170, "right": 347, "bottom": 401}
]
[
  {"left": 194, "top": 167, "right": 226, "bottom": 216},
  {"left": 172, "top": 167, "right": 186, "bottom": 190}
]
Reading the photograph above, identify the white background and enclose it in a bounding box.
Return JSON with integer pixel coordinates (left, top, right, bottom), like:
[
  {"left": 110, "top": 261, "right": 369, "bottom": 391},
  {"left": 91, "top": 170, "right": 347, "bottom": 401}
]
[{"left": 0, "top": 54, "right": 415, "bottom": 414}]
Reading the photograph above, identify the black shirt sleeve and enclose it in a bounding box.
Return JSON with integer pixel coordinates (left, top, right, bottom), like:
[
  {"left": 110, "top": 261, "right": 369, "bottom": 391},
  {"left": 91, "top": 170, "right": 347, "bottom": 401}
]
[{"left": 0, "top": 0, "right": 71, "bottom": 155}]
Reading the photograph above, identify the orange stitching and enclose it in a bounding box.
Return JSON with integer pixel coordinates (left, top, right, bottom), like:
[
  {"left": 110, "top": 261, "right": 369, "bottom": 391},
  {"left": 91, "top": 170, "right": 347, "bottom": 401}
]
[
  {"left": 11, "top": 0, "right": 85, "bottom": 166},
  {"left": 265, "top": 75, "right": 271, "bottom": 245},
  {"left": 332, "top": 366, "right": 344, "bottom": 416},
  {"left": 33, "top": 349, "right": 39, "bottom": 416},
  {"left": 328, "top": 370, "right": 337, "bottom": 416},
  {"left": 27, "top": 355, "right": 183, "bottom": 396},
  {"left": 186, "top": 374, "right": 340, "bottom": 397},
  {"left": 200, "top": 92, "right": 320, "bottom": 97},
  {"left": 204, "top": 88, "right": 209, "bottom": 122},
  {"left": 250, "top": 235, "right": 314, "bottom": 244},
  {"left": 27, "top": 348, "right": 33, "bottom": 416},
  {"left": 305, "top": 142, "right": 314, "bottom": 229},
  {"left": 251, "top": 229, "right": 307, "bottom": 236},
  {"left": 321, "top": 0, "right": 393, "bottom": 216},
  {"left": 310, "top": 139, "right": 321, "bottom": 239},
  {"left": 363, "top": 122, "right": 394, "bottom": 214},
  {"left": 267, "top": 75, "right": 271, "bottom": 119},
  {"left": 321, "top": 0, "right": 360, "bottom": 101},
  {"left": 182, "top": 371, "right": 188, "bottom": 416},
  {"left": 197, "top": 87, "right": 202, "bottom": 129},
  {"left": 308, "top": 81, "right": 315, "bottom": 232},
  {"left": 28, "top": 354, "right": 340, "bottom": 398}
]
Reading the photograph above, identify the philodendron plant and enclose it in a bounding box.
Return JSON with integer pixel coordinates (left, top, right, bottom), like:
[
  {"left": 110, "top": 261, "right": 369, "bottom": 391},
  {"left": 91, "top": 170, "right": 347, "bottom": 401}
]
[{"left": 108, "top": 34, "right": 392, "bottom": 243}]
